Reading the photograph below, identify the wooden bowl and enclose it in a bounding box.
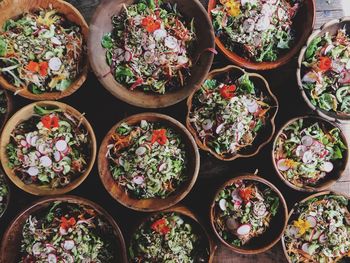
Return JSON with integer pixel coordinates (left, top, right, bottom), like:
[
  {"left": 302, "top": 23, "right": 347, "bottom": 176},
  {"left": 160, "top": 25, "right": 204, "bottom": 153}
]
[
  {"left": 210, "top": 173, "right": 288, "bottom": 254},
  {"left": 207, "top": 0, "right": 315, "bottom": 70},
  {"left": 0, "top": 195, "right": 128, "bottom": 263},
  {"left": 88, "top": 0, "right": 215, "bottom": 108},
  {"left": 0, "top": 88, "right": 12, "bottom": 133},
  {"left": 297, "top": 17, "right": 350, "bottom": 123},
  {"left": 0, "top": 101, "right": 97, "bottom": 196},
  {"left": 282, "top": 191, "right": 350, "bottom": 263},
  {"left": 128, "top": 205, "right": 216, "bottom": 262},
  {"left": 186, "top": 65, "right": 278, "bottom": 161},
  {"left": 0, "top": 0, "right": 89, "bottom": 101},
  {"left": 98, "top": 113, "right": 200, "bottom": 212},
  {"left": 0, "top": 169, "right": 10, "bottom": 219},
  {"left": 272, "top": 116, "right": 349, "bottom": 192}
]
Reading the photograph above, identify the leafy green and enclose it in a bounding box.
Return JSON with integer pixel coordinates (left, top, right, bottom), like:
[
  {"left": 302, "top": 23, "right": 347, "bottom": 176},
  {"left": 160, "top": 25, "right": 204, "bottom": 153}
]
[{"left": 305, "top": 37, "right": 322, "bottom": 60}]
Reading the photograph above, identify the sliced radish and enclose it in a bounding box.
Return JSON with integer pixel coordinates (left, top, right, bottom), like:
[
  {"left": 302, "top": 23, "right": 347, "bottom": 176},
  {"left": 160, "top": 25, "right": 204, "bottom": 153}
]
[
  {"left": 35, "top": 151, "right": 41, "bottom": 157},
  {"left": 40, "top": 156, "right": 52, "bottom": 167},
  {"left": 242, "top": 18, "right": 255, "bottom": 33},
  {"left": 45, "top": 243, "right": 56, "bottom": 253},
  {"left": 49, "top": 57, "right": 62, "bottom": 71},
  {"left": 27, "top": 167, "right": 39, "bottom": 176},
  {"left": 295, "top": 145, "right": 307, "bottom": 157},
  {"left": 59, "top": 226, "right": 68, "bottom": 236},
  {"left": 32, "top": 242, "right": 41, "bottom": 255},
  {"left": 53, "top": 151, "right": 62, "bottom": 162},
  {"left": 63, "top": 240, "right": 75, "bottom": 250},
  {"left": 202, "top": 119, "right": 213, "bottom": 130},
  {"left": 55, "top": 140, "right": 68, "bottom": 152},
  {"left": 306, "top": 216, "right": 317, "bottom": 228},
  {"left": 247, "top": 101, "right": 259, "bottom": 113},
  {"left": 237, "top": 224, "right": 251, "bottom": 236},
  {"left": 38, "top": 144, "right": 50, "bottom": 155},
  {"left": 216, "top": 123, "right": 225, "bottom": 134},
  {"left": 133, "top": 176, "right": 144, "bottom": 185},
  {"left": 320, "top": 161, "right": 333, "bottom": 173},
  {"left": 226, "top": 217, "right": 239, "bottom": 231},
  {"left": 286, "top": 225, "right": 299, "bottom": 238},
  {"left": 301, "top": 243, "right": 310, "bottom": 254},
  {"left": 256, "top": 15, "right": 270, "bottom": 31},
  {"left": 135, "top": 146, "right": 146, "bottom": 156},
  {"left": 277, "top": 159, "right": 290, "bottom": 171},
  {"left": 124, "top": 50, "right": 132, "bottom": 62},
  {"left": 164, "top": 36, "right": 178, "bottom": 50},
  {"left": 302, "top": 151, "right": 314, "bottom": 164},
  {"left": 219, "top": 199, "right": 227, "bottom": 211},
  {"left": 25, "top": 133, "right": 33, "bottom": 145},
  {"left": 301, "top": 135, "right": 313, "bottom": 147},
  {"left": 318, "top": 233, "right": 327, "bottom": 243},
  {"left": 302, "top": 71, "right": 319, "bottom": 83},
  {"left": 158, "top": 163, "right": 167, "bottom": 172},
  {"left": 253, "top": 202, "right": 267, "bottom": 217},
  {"left": 20, "top": 139, "right": 28, "bottom": 147},
  {"left": 61, "top": 253, "right": 74, "bottom": 263},
  {"left": 52, "top": 164, "right": 64, "bottom": 173},
  {"left": 30, "top": 136, "right": 38, "bottom": 147},
  {"left": 231, "top": 190, "right": 242, "bottom": 202},
  {"left": 312, "top": 230, "right": 321, "bottom": 240},
  {"left": 177, "top": 55, "right": 189, "bottom": 65},
  {"left": 47, "top": 253, "right": 57, "bottom": 263},
  {"left": 51, "top": 37, "right": 62, "bottom": 45},
  {"left": 153, "top": 28, "right": 167, "bottom": 41},
  {"left": 62, "top": 146, "right": 71, "bottom": 156}
]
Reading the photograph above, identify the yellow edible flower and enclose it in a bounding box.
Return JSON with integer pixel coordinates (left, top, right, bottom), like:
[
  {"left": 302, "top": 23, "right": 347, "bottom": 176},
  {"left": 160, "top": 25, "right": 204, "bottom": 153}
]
[
  {"left": 285, "top": 159, "right": 297, "bottom": 168},
  {"left": 293, "top": 218, "right": 311, "bottom": 235},
  {"left": 37, "top": 10, "right": 60, "bottom": 27},
  {"left": 220, "top": 0, "right": 241, "bottom": 17}
]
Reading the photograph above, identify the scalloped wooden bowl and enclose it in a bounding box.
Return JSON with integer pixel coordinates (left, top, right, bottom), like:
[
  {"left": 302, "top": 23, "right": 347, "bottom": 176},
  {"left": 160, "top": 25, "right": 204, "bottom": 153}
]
[
  {"left": 282, "top": 191, "right": 350, "bottom": 263},
  {"left": 98, "top": 113, "right": 200, "bottom": 212},
  {"left": 186, "top": 65, "right": 278, "bottom": 161},
  {"left": 210, "top": 173, "right": 288, "bottom": 254},
  {"left": 297, "top": 17, "right": 350, "bottom": 123},
  {"left": 0, "top": 169, "right": 10, "bottom": 219},
  {"left": 88, "top": 0, "right": 215, "bottom": 108},
  {"left": 0, "top": 101, "right": 97, "bottom": 196},
  {"left": 272, "top": 116, "right": 349, "bottom": 192},
  {"left": 0, "top": 195, "right": 128, "bottom": 263},
  {"left": 207, "top": 0, "right": 315, "bottom": 70},
  {"left": 128, "top": 205, "right": 216, "bottom": 262},
  {"left": 0, "top": 88, "right": 12, "bottom": 133},
  {"left": 0, "top": 0, "right": 89, "bottom": 100}
]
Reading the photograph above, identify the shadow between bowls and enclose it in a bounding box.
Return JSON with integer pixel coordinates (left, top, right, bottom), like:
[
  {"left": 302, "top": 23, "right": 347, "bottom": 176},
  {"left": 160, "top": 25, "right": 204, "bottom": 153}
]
[
  {"left": 210, "top": 173, "right": 289, "bottom": 255},
  {"left": 186, "top": 65, "right": 279, "bottom": 161},
  {"left": 207, "top": 0, "right": 315, "bottom": 70},
  {"left": 0, "top": 195, "right": 128, "bottom": 263},
  {"left": 88, "top": 0, "right": 215, "bottom": 108},
  {"left": 272, "top": 115, "right": 349, "bottom": 192},
  {"left": 0, "top": 169, "right": 10, "bottom": 220},
  {"left": 0, "top": 0, "right": 89, "bottom": 100},
  {"left": 297, "top": 17, "right": 350, "bottom": 123},
  {"left": 127, "top": 205, "right": 217, "bottom": 263},
  {"left": 0, "top": 89, "right": 12, "bottom": 133},
  {"left": 0, "top": 101, "right": 97, "bottom": 196},
  {"left": 98, "top": 113, "right": 200, "bottom": 212}
]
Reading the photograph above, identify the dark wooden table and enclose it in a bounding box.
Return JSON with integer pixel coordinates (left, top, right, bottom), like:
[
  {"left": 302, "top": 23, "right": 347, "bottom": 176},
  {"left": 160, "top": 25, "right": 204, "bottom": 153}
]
[{"left": 0, "top": 1, "right": 349, "bottom": 263}]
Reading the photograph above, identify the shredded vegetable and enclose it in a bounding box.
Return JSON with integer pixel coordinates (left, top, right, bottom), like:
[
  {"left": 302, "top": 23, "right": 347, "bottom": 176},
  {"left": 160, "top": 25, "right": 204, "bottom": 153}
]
[
  {"left": 274, "top": 118, "right": 347, "bottom": 188},
  {"left": 106, "top": 120, "right": 187, "bottom": 199},
  {"left": 6, "top": 105, "right": 92, "bottom": 188},
  {"left": 101, "top": 0, "right": 196, "bottom": 94},
  {"left": 129, "top": 212, "right": 209, "bottom": 262},
  {"left": 0, "top": 173, "right": 9, "bottom": 217},
  {"left": 213, "top": 180, "right": 280, "bottom": 246}
]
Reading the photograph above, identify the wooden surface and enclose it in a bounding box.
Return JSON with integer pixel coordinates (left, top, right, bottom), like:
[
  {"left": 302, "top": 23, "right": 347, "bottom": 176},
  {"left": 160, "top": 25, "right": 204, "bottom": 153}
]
[{"left": 0, "top": 1, "right": 349, "bottom": 263}]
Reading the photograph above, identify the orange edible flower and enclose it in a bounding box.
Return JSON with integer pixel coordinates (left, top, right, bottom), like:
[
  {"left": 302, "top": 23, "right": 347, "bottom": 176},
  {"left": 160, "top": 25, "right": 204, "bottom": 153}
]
[
  {"left": 141, "top": 16, "right": 161, "bottom": 33},
  {"left": 60, "top": 216, "right": 76, "bottom": 230},
  {"left": 26, "top": 61, "right": 49, "bottom": 77},
  {"left": 151, "top": 218, "right": 170, "bottom": 235},
  {"left": 319, "top": 56, "right": 332, "bottom": 71},
  {"left": 150, "top": 129, "right": 167, "bottom": 145},
  {"left": 238, "top": 188, "right": 253, "bottom": 201},
  {"left": 220, "top": 84, "right": 236, "bottom": 99},
  {"left": 41, "top": 115, "right": 60, "bottom": 129}
]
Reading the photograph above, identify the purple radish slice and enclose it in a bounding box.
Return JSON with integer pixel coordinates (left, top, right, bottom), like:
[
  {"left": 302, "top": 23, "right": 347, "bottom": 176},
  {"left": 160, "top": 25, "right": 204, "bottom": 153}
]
[
  {"left": 27, "top": 167, "right": 39, "bottom": 176},
  {"left": 320, "top": 161, "right": 333, "bottom": 173},
  {"left": 30, "top": 136, "right": 38, "bottom": 146},
  {"left": 202, "top": 119, "right": 213, "bottom": 130},
  {"left": 277, "top": 159, "right": 290, "bottom": 171},
  {"left": 301, "top": 243, "right": 310, "bottom": 254},
  {"left": 63, "top": 240, "right": 75, "bottom": 250},
  {"left": 20, "top": 140, "right": 28, "bottom": 147},
  {"left": 237, "top": 224, "right": 251, "bottom": 236},
  {"left": 133, "top": 176, "right": 144, "bottom": 185},
  {"left": 47, "top": 254, "right": 57, "bottom": 263},
  {"left": 158, "top": 163, "right": 167, "bottom": 172},
  {"left": 135, "top": 146, "right": 146, "bottom": 156},
  {"left": 302, "top": 151, "right": 314, "bottom": 164},
  {"left": 231, "top": 190, "right": 242, "bottom": 202},
  {"left": 53, "top": 151, "right": 62, "bottom": 162},
  {"left": 319, "top": 233, "right": 327, "bottom": 243},
  {"left": 301, "top": 135, "right": 314, "bottom": 147},
  {"left": 55, "top": 140, "right": 68, "bottom": 152},
  {"left": 124, "top": 50, "right": 133, "bottom": 62},
  {"left": 226, "top": 217, "right": 239, "bottom": 231},
  {"left": 216, "top": 123, "right": 225, "bottom": 134},
  {"left": 286, "top": 225, "right": 299, "bottom": 238},
  {"left": 295, "top": 145, "right": 307, "bottom": 157},
  {"left": 32, "top": 242, "right": 41, "bottom": 255},
  {"left": 306, "top": 216, "right": 317, "bottom": 228},
  {"left": 40, "top": 156, "right": 52, "bottom": 167},
  {"left": 219, "top": 199, "right": 227, "bottom": 211}
]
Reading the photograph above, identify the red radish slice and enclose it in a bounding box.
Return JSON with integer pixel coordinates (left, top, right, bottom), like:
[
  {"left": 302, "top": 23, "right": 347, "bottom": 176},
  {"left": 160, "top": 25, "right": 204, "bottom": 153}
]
[
  {"left": 319, "top": 233, "right": 327, "bottom": 243},
  {"left": 306, "top": 216, "right": 317, "bottom": 228},
  {"left": 301, "top": 243, "right": 310, "bottom": 254},
  {"left": 301, "top": 135, "right": 313, "bottom": 147},
  {"left": 30, "top": 136, "right": 38, "bottom": 147},
  {"left": 53, "top": 151, "right": 62, "bottom": 162},
  {"left": 49, "top": 57, "right": 62, "bottom": 71},
  {"left": 52, "top": 164, "right": 64, "bottom": 173},
  {"left": 247, "top": 101, "right": 259, "bottom": 113},
  {"left": 59, "top": 227, "right": 68, "bottom": 236},
  {"left": 38, "top": 144, "right": 50, "bottom": 155},
  {"left": 158, "top": 163, "right": 167, "bottom": 172},
  {"left": 226, "top": 217, "right": 239, "bottom": 231},
  {"left": 63, "top": 240, "right": 75, "bottom": 250},
  {"left": 277, "top": 159, "right": 290, "bottom": 171},
  {"left": 296, "top": 145, "right": 307, "bottom": 157},
  {"left": 20, "top": 140, "right": 28, "bottom": 147},
  {"left": 124, "top": 50, "right": 132, "bottom": 62},
  {"left": 143, "top": 51, "right": 155, "bottom": 64},
  {"left": 153, "top": 28, "right": 167, "bottom": 41},
  {"left": 62, "top": 146, "right": 70, "bottom": 156},
  {"left": 312, "top": 230, "right": 321, "bottom": 240},
  {"left": 55, "top": 140, "right": 68, "bottom": 152},
  {"left": 40, "top": 156, "right": 52, "bottom": 167},
  {"left": 32, "top": 242, "right": 41, "bottom": 255},
  {"left": 219, "top": 199, "right": 227, "bottom": 211},
  {"left": 302, "top": 151, "right": 314, "bottom": 164},
  {"left": 133, "top": 176, "right": 144, "bottom": 185},
  {"left": 45, "top": 243, "right": 56, "bottom": 253},
  {"left": 320, "top": 161, "right": 333, "bottom": 173},
  {"left": 47, "top": 254, "right": 57, "bottom": 263},
  {"left": 302, "top": 71, "right": 319, "bottom": 83},
  {"left": 135, "top": 146, "right": 146, "bottom": 156},
  {"left": 164, "top": 36, "right": 178, "bottom": 50},
  {"left": 340, "top": 70, "right": 350, "bottom": 84},
  {"left": 286, "top": 226, "right": 299, "bottom": 238},
  {"left": 27, "top": 167, "right": 39, "bottom": 176},
  {"left": 25, "top": 133, "right": 32, "bottom": 145},
  {"left": 35, "top": 151, "right": 41, "bottom": 157},
  {"left": 202, "top": 119, "right": 213, "bottom": 130},
  {"left": 231, "top": 190, "right": 242, "bottom": 202},
  {"left": 237, "top": 224, "right": 251, "bottom": 236}
]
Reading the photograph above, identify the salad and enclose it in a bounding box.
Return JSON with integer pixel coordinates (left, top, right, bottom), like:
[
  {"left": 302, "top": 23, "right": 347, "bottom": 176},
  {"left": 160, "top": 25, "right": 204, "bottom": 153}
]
[
  {"left": 211, "top": 0, "right": 302, "bottom": 62},
  {"left": 0, "top": 173, "right": 9, "bottom": 217},
  {"left": 129, "top": 212, "right": 209, "bottom": 262},
  {"left": 274, "top": 118, "right": 347, "bottom": 188},
  {"left": 213, "top": 180, "right": 280, "bottom": 246},
  {"left": 106, "top": 120, "right": 187, "bottom": 199},
  {"left": 0, "top": 8, "right": 85, "bottom": 94},
  {"left": 101, "top": 0, "right": 196, "bottom": 94},
  {"left": 284, "top": 194, "right": 350, "bottom": 262},
  {"left": 188, "top": 73, "right": 271, "bottom": 158},
  {"left": 0, "top": 88, "right": 8, "bottom": 127},
  {"left": 302, "top": 29, "right": 350, "bottom": 115},
  {"left": 6, "top": 105, "right": 92, "bottom": 188},
  {"left": 20, "top": 201, "right": 118, "bottom": 262}
]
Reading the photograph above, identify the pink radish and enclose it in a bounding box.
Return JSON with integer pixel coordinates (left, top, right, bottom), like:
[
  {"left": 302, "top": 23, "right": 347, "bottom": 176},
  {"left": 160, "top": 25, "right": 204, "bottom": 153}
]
[
  {"left": 143, "top": 51, "right": 154, "bottom": 64},
  {"left": 302, "top": 151, "right": 314, "bottom": 164},
  {"left": 51, "top": 37, "right": 62, "bottom": 45},
  {"left": 38, "top": 144, "right": 50, "bottom": 155},
  {"left": 312, "top": 230, "right": 321, "bottom": 240},
  {"left": 286, "top": 225, "right": 299, "bottom": 238},
  {"left": 226, "top": 217, "right": 239, "bottom": 231},
  {"left": 301, "top": 135, "right": 313, "bottom": 147},
  {"left": 27, "top": 167, "right": 39, "bottom": 176},
  {"left": 45, "top": 243, "right": 56, "bottom": 253},
  {"left": 153, "top": 28, "right": 167, "bottom": 41},
  {"left": 216, "top": 123, "right": 225, "bottom": 134},
  {"left": 62, "top": 146, "right": 70, "bottom": 156},
  {"left": 164, "top": 36, "right": 178, "bottom": 50},
  {"left": 295, "top": 145, "right": 307, "bottom": 157},
  {"left": 301, "top": 243, "right": 310, "bottom": 254},
  {"left": 237, "top": 224, "right": 251, "bottom": 236},
  {"left": 53, "top": 151, "right": 62, "bottom": 162},
  {"left": 158, "top": 163, "right": 167, "bottom": 172},
  {"left": 219, "top": 199, "right": 227, "bottom": 211},
  {"left": 320, "top": 161, "right": 333, "bottom": 173},
  {"left": 20, "top": 140, "right": 28, "bottom": 147},
  {"left": 231, "top": 190, "right": 242, "bottom": 202},
  {"left": 30, "top": 136, "right": 38, "bottom": 147},
  {"left": 63, "top": 240, "right": 75, "bottom": 250},
  {"left": 32, "top": 242, "right": 41, "bottom": 255},
  {"left": 59, "top": 226, "right": 68, "bottom": 236},
  {"left": 40, "top": 156, "right": 52, "bottom": 167},
  {"left": 25, "top": 133, "right": 33, "bottom": 145},
  {"left": 55, "top": 140, "right": 68, "bottom": 152},
  {"left": 124, "top": 50, "right": 133, "bottom": 62},
  {"left": 47, "top": 254, "right": 57, "bottom": 263},
  {"left": 277, "top": 159, "right": 290, "bottom": 171},
  {"left": 306, "top": 216, "right": 317, "bottom": 228},
  {"left": 202, "top": 119, "right": 213, "bottom": 130},
  {"left": 133, "top": 176, "right": 144, "bottom": 185},
  {"left": 49, "top": 57, "right": 62, "bottom": 71},
  {"left": 319, "top": 233, "right": 327, "bottom": 243},
  {"left": 52, "top": 164, "right": 64, "bottom": 173}
]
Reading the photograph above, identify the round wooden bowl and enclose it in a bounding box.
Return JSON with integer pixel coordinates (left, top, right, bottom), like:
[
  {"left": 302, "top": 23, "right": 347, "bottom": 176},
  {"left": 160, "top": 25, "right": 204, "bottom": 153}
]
[
  {"left": 0, "top": 169, "right": 10, "bottom": 219},
  {"left": 210, "top": 173, "right": 288, "bottom": 254},
  {"left": 128, "top": 205, "right": 216, "bottom": 262},
  {"left": 282, "top": 191, "right": 350, "bottom": 263},
  {"left": 186, "top": 65, "right": 278, "bottom": 161},
  {"left": 0, "top": 0, "right": 89, "bottom": 101},
  {"left": 272, "top": 116, "right": 349, "bottom": 192},
  {"left": 0, "top": 101, "right": 97, "bottom": 196},
  {"left": 0, "top": 88, "right": 12, "bottom": 133},
  {"left": 207, "top": 0, "right": 315, "bottom": 70},
  {"left": 0, "top": 195, "right": 128, "bottom": 263},
  {"left": 88, "top": 0, "right": 215, "bottom": 108},
  {"left": 98, "top": 113, "right": 200, "bottom": 212},
  {"left": 297, "top": 17, "right": 350, "bottom": 123}
]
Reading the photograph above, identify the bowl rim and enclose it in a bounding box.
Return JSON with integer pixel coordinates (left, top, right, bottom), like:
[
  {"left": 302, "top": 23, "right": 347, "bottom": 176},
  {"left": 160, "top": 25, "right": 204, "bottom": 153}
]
[
  {"left": 0, "top": 169, "right": 10, "bottom": 219},
  {"left": 209, "top": 173, "right": 289, "bottom": 254},
  {"left": 0, "top": 195, "right": 128, "bottom": 263},
  {"left": 186, "top": 65, "right": 279, "bottom": 161},
  {"left": 297, "top": 16, "right": 350, "bottom": 123},
  {"left": 0, "top": 101, "right": 97, "bottom": 196},
  {"left": 88, "top": 0, "right": 215, "bottom": 109},
  {"left": 0, "top": 0, "right": 89, "bottom": 101},
  {"left": 207, "top": 0, "right": 316, "bottom": 70},
  {"left": 127, "top": 204, "right": 217, "bottom": 263},
  {"left": 98, "top": 112, "right": 200, "bottom": 212},
  {"left": 271, "top": 115, "right": 349, "bottom": 192},
  {"left": 281, "top": 190, "right": 350, "bottom": 263}
]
